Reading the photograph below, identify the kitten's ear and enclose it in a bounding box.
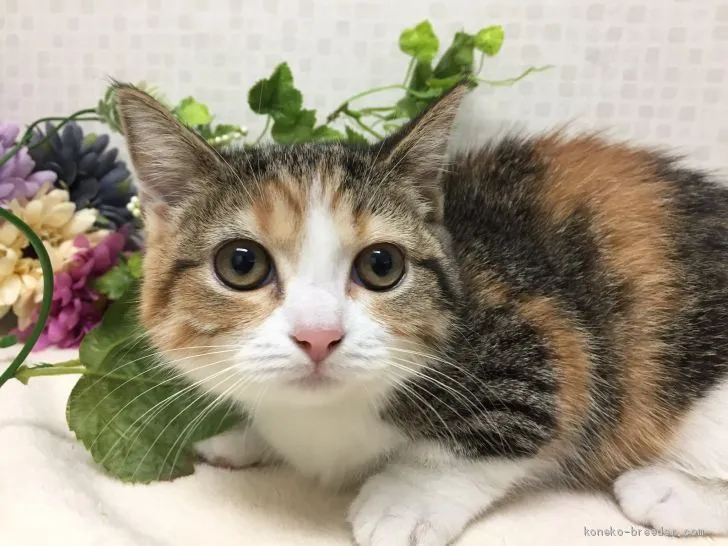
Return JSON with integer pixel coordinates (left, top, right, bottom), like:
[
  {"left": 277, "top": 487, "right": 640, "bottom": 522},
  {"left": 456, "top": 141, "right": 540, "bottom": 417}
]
[
  {"left": 114, "top": 83, "right": 223, "bottom": 216},
  {"left": 376, "top": 81, "right": 470, "bottom": 223}
]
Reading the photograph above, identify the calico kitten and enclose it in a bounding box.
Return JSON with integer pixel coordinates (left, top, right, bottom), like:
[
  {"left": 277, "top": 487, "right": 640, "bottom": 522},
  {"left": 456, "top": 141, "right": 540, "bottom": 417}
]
[{"left": 115, "top": 82, "right": 728, "bottom": 545}]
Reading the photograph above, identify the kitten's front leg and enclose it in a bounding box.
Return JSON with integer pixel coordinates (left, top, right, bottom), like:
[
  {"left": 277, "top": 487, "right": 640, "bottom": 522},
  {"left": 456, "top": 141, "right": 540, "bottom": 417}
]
[
  {"left": 348, "top": 446, "right": 541, "bottom": 546},
  {"left": 195, "top": 424, "right": 275, "bottom": 469}
]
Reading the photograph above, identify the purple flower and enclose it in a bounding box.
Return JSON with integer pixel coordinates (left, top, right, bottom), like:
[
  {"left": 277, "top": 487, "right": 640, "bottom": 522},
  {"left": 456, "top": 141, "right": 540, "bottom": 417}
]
[
  {"left": 16, "top": 230, "right": 127, "bottom": 350},
  {"left": 29, "top": 122, "right": 135, "bottom": 228},
  {"left": 0, "top": 123, "right": 58, "bottom": 203},
  {"left": 0, "top": 124, "right": 19, "bottom": 148}
]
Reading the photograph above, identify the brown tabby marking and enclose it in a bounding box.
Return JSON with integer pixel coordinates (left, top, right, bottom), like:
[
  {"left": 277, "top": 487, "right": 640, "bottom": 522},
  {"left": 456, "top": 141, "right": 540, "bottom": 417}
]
[
  {"left": 535, "top": 134, "right": 681, "bottom": 476},
  {"left": 518, "top": 296, "right": 591, "bottom": 452},
  {"left": 472, "top": 270, "right": 591, "bottom": 458}
]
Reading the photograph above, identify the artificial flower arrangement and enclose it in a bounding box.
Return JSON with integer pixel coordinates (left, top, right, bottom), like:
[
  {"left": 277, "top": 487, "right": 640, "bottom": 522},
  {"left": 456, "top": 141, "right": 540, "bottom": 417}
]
[{"left": 0, "top": 21, "right": 545, "bottom": 483}]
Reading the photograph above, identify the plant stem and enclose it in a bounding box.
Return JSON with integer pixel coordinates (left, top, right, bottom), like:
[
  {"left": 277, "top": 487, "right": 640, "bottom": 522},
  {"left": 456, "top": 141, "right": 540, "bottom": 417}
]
[
  {"left": 26, "top": 117, "right": 103, "bottom": 152},
  {"left": 14, "top": 362, "right": 163, "bottom": 385},
  {"left": 403, "top": 58, "right": 416, "bottom": 86},
  {"left": 251, "top": 116, "right": 271, "bottom": 146},
  {"left": 358, "top": 106, "right": 397, "bottom": 114},
  {"left": 478, "top": 65, "right": 553, "bottom": 87},
  {"left": 340, "top": 84, "right": 409, "bottom": 106},
  {"left": 476, "top": 53, "right": 485, "bottom": 75},
  {"left": 344, "top": 110, "right": 384, "bottom": 140},
  {"left": 13, "top": 360, "right": 82, "bottom": 384},
  {"left": 362, "top": 112, "right": 392, "bottom": 122},
  {"left": 326, "top": 84, "right": 409, "bottom": 124},
  {"left": 0, "top": 210, "right": 54, "bottom": 389},
  {"left": 0, "top": 108, "right": 98, "bottom": 167}
]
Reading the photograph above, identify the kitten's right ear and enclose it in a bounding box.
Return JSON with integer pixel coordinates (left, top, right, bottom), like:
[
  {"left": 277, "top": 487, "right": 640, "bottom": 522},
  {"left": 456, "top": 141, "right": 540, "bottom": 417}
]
[{"left": 114, "top": 83, "right": 223, "bottom": 215}]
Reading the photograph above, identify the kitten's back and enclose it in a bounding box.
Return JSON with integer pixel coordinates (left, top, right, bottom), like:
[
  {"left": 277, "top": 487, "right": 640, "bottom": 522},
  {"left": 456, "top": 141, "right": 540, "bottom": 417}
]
[{"left": 443, "top": 133, "right": 728, "bottom": 480}]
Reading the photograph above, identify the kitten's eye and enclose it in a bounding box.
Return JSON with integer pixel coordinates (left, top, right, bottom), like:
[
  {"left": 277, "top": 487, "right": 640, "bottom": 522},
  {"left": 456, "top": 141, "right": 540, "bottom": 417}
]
[
  {"left": 352, "top": 243, "right": 406, "bottom": 291},
  {"left": 214, "top": 239, "right": 273, "bottom": 290}
]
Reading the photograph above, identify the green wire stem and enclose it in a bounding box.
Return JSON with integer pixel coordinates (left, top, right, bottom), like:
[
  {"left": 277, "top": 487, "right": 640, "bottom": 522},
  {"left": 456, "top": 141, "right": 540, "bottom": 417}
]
[
  {"left": 0, "top": 208, "right": 54, "bottom": 388},
  {"left": 0, "top": 108, "right": 98, "bottom": 168}
]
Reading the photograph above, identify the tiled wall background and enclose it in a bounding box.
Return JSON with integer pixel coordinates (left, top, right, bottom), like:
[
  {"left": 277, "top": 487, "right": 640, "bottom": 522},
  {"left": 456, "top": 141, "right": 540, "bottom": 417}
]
[{"left": 1, "top": 0, "right": 727, "bottom": 172}]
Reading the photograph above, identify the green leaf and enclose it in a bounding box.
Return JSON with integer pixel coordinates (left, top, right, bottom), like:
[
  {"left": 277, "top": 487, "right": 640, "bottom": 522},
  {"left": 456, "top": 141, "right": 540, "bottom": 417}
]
[
  {"left": 383, "top": 122, "right": 404, "bottom": 135},
  {"left": 192, "top": 123, "right": 214, "bottom": 140},
  {"left": 270, "top": 109, "right": 316, "bottom": 144},
  {"left": 394, "top": 96, "right": 429, "bottom": 120},
  {"left": 399, "top": 20, "right": 439, "bottom": 63},
  {"left": 97, "top": 88, "right": 123, "bottom": 134},
  {"left": 433, "top": 31, "right": 475, "bottom": 79},
  {"left": 211, "top": 123, "right": 245, "bottom": 138},
  {"left": 175, "top": 97, "right": 213, "bottom": 126},
  {"left": 474, "top": 25, "right": 505, "bottom": 56},
  {"left": 79, "top": 283, "right": 143, "bottom": 371},
  {"left": 68, "top": 289, "right": 243, "bottom": 483},
  {"left": 312, "top": 125, "right": 344, "bottom": 142},
  {"left": 0, "top": 335, "right": 17, "bottom": 348},
  {"left": 426, "top": 74, "right": 468, "bottom": 90},
  {"left": 195, "top": 123, "right": 247, "bottom": 147},
  {"left": 409, "top": 61, "right": 433, "bottom": 92},
  {"left": 126, "top": 253, "right": 144, "bottom": 279},
  {"left": 345, "top": 126, "right": 369, "bottom": 145},
  {"left": 406, "top": 87, "right": 444, "bottom": 100},
  {"left": 68, "top": 341, "right": 241, "bottom": 483},
  {"left": 93, "top": 253, "right": 144, "bottom": 300},
  {"left": 93, "top": 264, "right": 135, "bottom": 300},
  {"left": 248, "top": 62, "right": 303, "bottom": 120}
]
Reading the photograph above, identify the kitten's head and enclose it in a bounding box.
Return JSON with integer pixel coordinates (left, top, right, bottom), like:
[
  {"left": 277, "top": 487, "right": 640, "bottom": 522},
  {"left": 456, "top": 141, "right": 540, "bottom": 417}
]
[{"left": 115, "top": 83, "right": 468, "bottom": 407}]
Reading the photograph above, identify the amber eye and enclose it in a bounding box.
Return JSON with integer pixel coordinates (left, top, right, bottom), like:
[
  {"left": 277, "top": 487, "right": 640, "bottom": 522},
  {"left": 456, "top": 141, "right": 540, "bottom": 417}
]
[
  {"left": 352, "top": 243, "right": 406, "bottom": 291},
  {"left": 214, "top": 239, "right": 273, "bottom": 290}
]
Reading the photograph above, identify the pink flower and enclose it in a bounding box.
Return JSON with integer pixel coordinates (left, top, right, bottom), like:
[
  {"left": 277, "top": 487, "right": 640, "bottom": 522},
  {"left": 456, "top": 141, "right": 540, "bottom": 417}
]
[{"left": 16, "top": 230, "right": 127, "bottom": 350}]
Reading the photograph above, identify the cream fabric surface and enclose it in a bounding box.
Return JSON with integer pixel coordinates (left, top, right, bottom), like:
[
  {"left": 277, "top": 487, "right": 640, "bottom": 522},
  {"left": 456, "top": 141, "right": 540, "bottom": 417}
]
[{"left": 0, "top": 347, "right": 715, "bottom": 546}]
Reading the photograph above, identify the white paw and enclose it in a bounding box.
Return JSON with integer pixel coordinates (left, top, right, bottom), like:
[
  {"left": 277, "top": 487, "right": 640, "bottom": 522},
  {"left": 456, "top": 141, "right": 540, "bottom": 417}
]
[
  {"left": 615, "top": 466, "right": 728, "bottom": 536},
  {"left": 195, "top": 425, "right": 272, "bottom": 470},
  {"left": 347, "top": 468, "right": 467, "bottom": 546}
]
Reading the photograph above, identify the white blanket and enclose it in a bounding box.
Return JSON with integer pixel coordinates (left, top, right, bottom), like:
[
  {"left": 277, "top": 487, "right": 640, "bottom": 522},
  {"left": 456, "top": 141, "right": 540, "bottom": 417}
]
[{"left": 0, "top": 347, "right": 717, "bottom": 546}]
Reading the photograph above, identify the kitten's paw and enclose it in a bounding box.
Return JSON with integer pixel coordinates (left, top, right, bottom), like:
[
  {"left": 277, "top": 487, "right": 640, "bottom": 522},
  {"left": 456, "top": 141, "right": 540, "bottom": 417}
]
[
  {"left": 615, "top": 466, "right": 728, "bottom": 536},
  {"left": 347, "top": 469, "right": 465, "bottom": 546},
  {"left": 195, "top": 425, "right": 271, "bottom": 470}
]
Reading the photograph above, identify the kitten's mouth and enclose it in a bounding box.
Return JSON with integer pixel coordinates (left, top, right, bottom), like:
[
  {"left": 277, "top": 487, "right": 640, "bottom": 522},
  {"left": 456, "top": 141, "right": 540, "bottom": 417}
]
[{"left": 288, "top": 373, "right": 339, "bottom": 390}]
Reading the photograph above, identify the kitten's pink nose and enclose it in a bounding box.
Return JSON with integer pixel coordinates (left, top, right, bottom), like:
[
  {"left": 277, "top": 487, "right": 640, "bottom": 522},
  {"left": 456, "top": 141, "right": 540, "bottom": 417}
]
[{"left": 292, "top": 328, "right": 344, "bottom": 364}]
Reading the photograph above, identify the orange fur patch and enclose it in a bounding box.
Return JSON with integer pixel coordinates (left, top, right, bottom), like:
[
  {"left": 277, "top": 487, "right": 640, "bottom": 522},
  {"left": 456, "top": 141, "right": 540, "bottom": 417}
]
[
  {"left": 471, "top": 271, "right": 510, "bottom": 308},
  {"left": 251, "top": 175, "right": 307, "bottom": 258},
  {"left": 535, "top": 133, "right": 681, "bottom": 477}
]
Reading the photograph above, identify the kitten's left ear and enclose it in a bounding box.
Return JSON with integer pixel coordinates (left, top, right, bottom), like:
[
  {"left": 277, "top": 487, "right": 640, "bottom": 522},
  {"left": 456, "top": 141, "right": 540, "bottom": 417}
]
[
  {"left": 113, "top": 83, "right": 225, "bottom": 219},
  {"left": 376, "top": 81, "right": 471, "bottom": 223}
]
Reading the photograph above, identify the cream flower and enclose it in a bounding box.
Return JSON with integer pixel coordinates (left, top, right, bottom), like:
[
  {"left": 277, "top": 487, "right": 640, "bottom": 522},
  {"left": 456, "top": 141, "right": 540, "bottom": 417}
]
[
  {"left": 0, "top": 246, "right": 22, "bottom": 319},
  {"left": 0, "top": 237, "right": 108, "bottom": 329},
  {"left": 0, "top": 184, "right": 99, "bottom": 250},
  {"left": 0, "top": 244, "right": 43, "bottom": 326},
  {"left": 8, "top": 259, "right": 43, "bottom": 329},
  {"left": 0, "top": 184, "right": 110, "bottom": 327}
]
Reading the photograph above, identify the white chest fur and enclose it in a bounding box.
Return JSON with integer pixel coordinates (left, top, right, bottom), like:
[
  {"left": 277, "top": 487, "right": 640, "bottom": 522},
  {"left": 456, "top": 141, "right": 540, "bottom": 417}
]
[{"left": 252, "top": 399, "right": 407, "bottom": 486}]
